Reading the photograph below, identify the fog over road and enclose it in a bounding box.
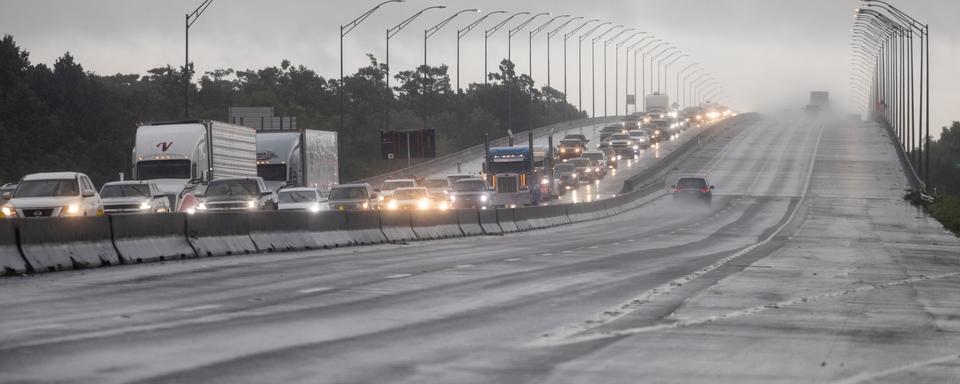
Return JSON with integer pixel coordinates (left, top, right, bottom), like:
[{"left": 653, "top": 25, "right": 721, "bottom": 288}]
[{"left": 1, "top": 115, "right": 958, "bottom": 383}]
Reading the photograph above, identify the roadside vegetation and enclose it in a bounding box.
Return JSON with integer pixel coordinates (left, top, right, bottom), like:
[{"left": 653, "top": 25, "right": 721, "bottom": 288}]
[
  {"left": 907, "top": 121, "right": 960, "bottom": 236},
  {"left": 0, "top": 35, "right": 585, "bottom": 185}
]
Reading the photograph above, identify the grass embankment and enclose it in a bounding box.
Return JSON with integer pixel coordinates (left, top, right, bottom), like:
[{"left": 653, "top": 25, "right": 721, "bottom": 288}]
[{"left": 908, "top": 192, "right": 960, "bottom": 236}]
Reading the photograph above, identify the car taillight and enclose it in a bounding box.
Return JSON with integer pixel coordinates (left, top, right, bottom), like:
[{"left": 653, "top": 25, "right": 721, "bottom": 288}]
[{"left": 701, "top": 188, "right": 710, "bottom": 193}]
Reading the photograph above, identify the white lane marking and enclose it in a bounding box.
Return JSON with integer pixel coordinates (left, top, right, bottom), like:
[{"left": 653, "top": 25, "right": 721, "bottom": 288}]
[
  {"left": 612, "top": 242, "right": 620, "bottom": 246},
  {"left": 455, "top": 264, "right": 475, "bottom": 268},
  {"left": 833, "top": 349, "right": 960, "bottom": 384},
  {"left": 562, "top": 250, "right": 574, "bottom": 254},
  {"left": 536, "top": 124, "right": 827, "bottom": 346},
  {"left": 627, "top": 239, "right": 636, "bottom": 242},
  {"left": 541, "top": 253, "right": 553, "bottom": 256},
  {"left": 5, "top": 323, "right": 66, "bottom": 333},
  {"left": 298, "top": 287, "right": 334, "bottom": 294},
  {"left": 386, "top": 274, "right": 412, "bottom": 279},
  {"left": 177, "top": 305, "right": 222, "bottom": 312},
  {"left": 506, "top": 258, "right": 522, "bottom": 262}
]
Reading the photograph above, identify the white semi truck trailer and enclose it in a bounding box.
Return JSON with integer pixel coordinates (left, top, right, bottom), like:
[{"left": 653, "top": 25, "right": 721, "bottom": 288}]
[
  {"left": 256, "top": 129, "right": 338, "bottom": 192},
  {"left": 132, "top": 120, "right": 257, "bottom": 209}
]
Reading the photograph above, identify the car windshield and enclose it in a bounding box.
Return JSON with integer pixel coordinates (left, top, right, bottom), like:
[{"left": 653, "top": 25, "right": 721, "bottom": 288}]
[
  {"left": 393, "top": 189, "right": 426, "bottom": 200},
  {"left": 559, "top": 140, "right": 581, "bottom": 146},
  {"left": 422, "top": 179, "right": 448, "bottom": 188},
  {"left": 556, "top": 164, "right": 575, "bottom": 172},
  {"left": 629, "top": 131, "right": 645, "bottom": 137},
  {"left": 602, "top": 126, "right": 622, "bottom": 132},
  {"left": 329, "top": 187, "right": 366, "bottom": 200},
  {"left": 446, "top": 175, "right": 472, "bottom": 185},
  {"left": 612, "top": 134, "right": 631, "bottom": 140},
  {"left": 15, "top": 179, "right": 79, "bottom": 198},
  {"left": 569, "top": 159, "right": 591, "bottom": 167},
  {"left": 204, "top": 180, "right": 259, "bottom": 197},
  {"left": 453, "top": 179, "right": 486, "bottom": 192},
  {"left": 137, "top": 159, "right": 191, "bottom": 180},
  {"left": 381, "top": 180, "right": 415, "bottom": 191},
  {"left": 582, "top": 153, "right": 603, "bottom": 161},
  {"left": 677, "top": 178, "right": 708, "bottom": 189},
  {"left": 100, "top": 184, "right": 151, "bottom": 198},
  {"left": 278, "top": 191, "right": 317, "bottom": 203}
]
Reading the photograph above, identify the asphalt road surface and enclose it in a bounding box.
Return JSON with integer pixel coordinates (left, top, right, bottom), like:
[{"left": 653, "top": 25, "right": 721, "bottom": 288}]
[{"left": 1, "top": 115, "right": 959, "bottom": 383}]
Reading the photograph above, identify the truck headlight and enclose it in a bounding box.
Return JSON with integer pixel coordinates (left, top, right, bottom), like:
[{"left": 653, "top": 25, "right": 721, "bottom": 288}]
[
  {"left": 139, "top": 201, "right": 152, "bottom": 210},
  {"left": 417, "top": 198, "right": 430, "bottom": 210},
  {"left": 65, "top": 204, "right": 81, "bottom": 215},
  {"left": 196, "top": 203, "right": 207, "bottom": 211},
  {"left": 309, "top": 204, "right": 321, "bottom": 213},
  {"left": 361, "top": 202, "right": 369, "bottom": 210},
  {"left": 247, "top": 200, "right": 257, "bottom": 209},
  {"left": 437, "top": 201, "right": 450, "bottom": 210},
  {"left": 480, "top": 194, "right": 488, "bottom": 202},
  {"left": 387, "top": 200, "right": 398, "bottom": 210},
  {"left": 378, "top": 195, "right": 385, "bottom": 201},
  {"left": 1, "top": 206, "right": 14, "bottom": 217}
]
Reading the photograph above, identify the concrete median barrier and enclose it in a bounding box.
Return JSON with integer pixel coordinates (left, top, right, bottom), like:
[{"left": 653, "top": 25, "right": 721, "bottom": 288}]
[
  {"left": 186, "top": 212, "right": 258, "bottom": 257},
  {"left": 306, "top": 211, "right": 353, "bottom": 249},
  {"left": 345, "top": 210, "right": 386, "bottom": 245},
  {"left": 457, "top": 209, "right": 484, "bottom": 236},
  {"left": 111, "top": 213, "right": 196, "bottom": 263},
  {"left": 380, "top": 210, "right": 417, "bottom": 242},
  {"left": 496, "top": 208, "right": 520, "bottom": 233},
  {"left": 478, "top": 209, "right": 502, "bottom": 235},
  {"left": 18, "top": 216, "right": 121, "bottom": 272},
  {"left": 0, "top": 220, "right": 27, "bottom": 275},
  {"left": 566, "top": 201, "right": 604, "bottom": 223},
  {"left": 248, "top": 211, "right": 319, "bottom": 252},
  {"left": 411, "top": 210, "right": 463, "bottom": 240}
]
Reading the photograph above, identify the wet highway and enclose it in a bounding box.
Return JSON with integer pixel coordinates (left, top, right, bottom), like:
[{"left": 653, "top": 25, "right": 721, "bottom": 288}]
[{"left": 1, "top": 115, "right": 958, "bottom": 383}]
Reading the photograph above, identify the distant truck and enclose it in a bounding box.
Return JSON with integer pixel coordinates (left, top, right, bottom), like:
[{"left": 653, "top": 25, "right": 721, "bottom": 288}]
[
  {"left": 486, "top": 146, "right": 542, "bottom": 207},
  {"left": 805, "top": 91, "right": 830, "bottom": 113},
  {"left": 132, "top": 120, "right": 257, "bottom": 210},
  {"left": 256, "top": 129, "right": 338, "bottom": 192},
  {"left": 645, "top": 92, "right": 670, "bottom": 114}
]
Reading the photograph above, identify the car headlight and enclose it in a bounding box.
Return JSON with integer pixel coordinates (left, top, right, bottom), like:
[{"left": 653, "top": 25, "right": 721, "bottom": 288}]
[
  {"left": 480, "top": 194, "right": 489, "bottom": 202},
  {"left": 247, "top": 200, "right": 257, "bottom": 209},
  {"left": 560, "top": 149, "right": 566, "bottom": 153},
  {"left": 450, "top": 196, "right": 456, "bottom": 202},
  {"left": 571, "top": 174, "right": 577, "bottom": 179},
  {"left": 633, "top": 145, "right": 639, "bottom": 150},
  {"left": 387, "top": 200, "right": 398, "bottom": 210},
  {"left": 65, "top": 204, "right": 81, "bottom": 215},
  {"left": 1, "top": 206, "right": 14, "bottom": 217},
  {"left": 417, "top": 198, "right": 430, "bottom": 210},
  {"left": 309, "top": 204, "right": 321, "bottom": 213},
  {"left": 139, "top": 201, "right": 151, "bottom": 210},
  {"left": 361, "top": 202, "right": 369, "bottom": 209},
  {"left": 438, "top": 201, "right": 450, "bottom": 210},
  {"left": 595, "top": 167, "right": 601, "bottom": 172},
  {"left": 378, "top": 195, "right": 385, "bottom": 201},
  {"left": 196, "top": 203, "right": 207, "bottom": 210},
  {"left": 585, "top": 169, "right": 592, "bottom": 173},
  {"left": 541, "top": 178, "right": 549, "bottom": 185}
]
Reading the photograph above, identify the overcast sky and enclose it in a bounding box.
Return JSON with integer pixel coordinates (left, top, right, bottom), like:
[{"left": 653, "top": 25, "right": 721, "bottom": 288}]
[{"left": 2, "top": 0, "right": 958, "bottom": 136}]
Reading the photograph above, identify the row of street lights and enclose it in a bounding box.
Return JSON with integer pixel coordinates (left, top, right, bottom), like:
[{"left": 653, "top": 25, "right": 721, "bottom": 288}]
[{"left": 851, "top": 0, "right": 929, "bottom": 188}]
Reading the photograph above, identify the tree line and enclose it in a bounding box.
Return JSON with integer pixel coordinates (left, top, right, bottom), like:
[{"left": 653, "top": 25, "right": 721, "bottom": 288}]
[{"left": 0, "top": 35, "right": 585, "bottom": 186}]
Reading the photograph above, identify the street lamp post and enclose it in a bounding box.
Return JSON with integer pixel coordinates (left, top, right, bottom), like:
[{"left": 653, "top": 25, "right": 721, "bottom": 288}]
[
  {"left": 485, "top": 12, "right": 530, "bottom": 84},
  {"left": 562, "top": 19, "right": 598, "bottom": 101},
  {"left": 639, "top": 41, "right": 665, "bottom": 110},
  {"left": 508, "top": 12, "right": 549, "bottom": 66},
  {"left": 631, "top": 38, "right": 659, "bottom": 112},
  {"left": 577, "top": 21, "right": 610, "bottom": 113},
  {"left": 184, "top": 0, "right": 214, "bottom": 119},
  {"left": 339, "top": 0, "right": 402, "bottom": 182},
  {"left": 546, "top": 16, "right": 583, "bottom": 90},
  {"left": 457, "top": 11, "right": 506, "bottom": 93},
  {"left": 384, "top": 5, "right": 445, "bottom": 143},
  {"left": 663, "top": 54, "right": 688, "bottom": 104},
  {"left": 529, "top": 15, "right": 570, "bottom": 82},
  {"left": 624, "top": 36, "right": 654, "bottom": 114},
  {"left": 423, "top": 9, "right": 478, "bottom": 130},
  {"left": 591, "top": 25, "right": 624, "bottom": 117},
  {"left": 677, "top": 64, "right": 700, "bottom": 108},
  {"left": 613, "top": 31, "right": 644, "bottom": 116},
  {"left": 650, "top": 46, "right": 678, "bottom": 92}
]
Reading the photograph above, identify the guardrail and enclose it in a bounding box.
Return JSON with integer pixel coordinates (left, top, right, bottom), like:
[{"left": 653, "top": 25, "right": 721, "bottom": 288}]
[
  {"left": 353, "top": 116, "right": 621, "bottom": 187},
  {"left": 0, "top": 114, "right": 754, "bottom": 276}
]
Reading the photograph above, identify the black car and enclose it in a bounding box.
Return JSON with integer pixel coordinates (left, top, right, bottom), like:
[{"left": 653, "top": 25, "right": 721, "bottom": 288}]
[
  {"left": 672, "top": 177, "right": 714, "bottom": 204},
  {"left": 554, "top": 163, "right": 578, "bottom": 192},
  {"left": 449, "top": 178, "right": 494, "bottom": 209}
]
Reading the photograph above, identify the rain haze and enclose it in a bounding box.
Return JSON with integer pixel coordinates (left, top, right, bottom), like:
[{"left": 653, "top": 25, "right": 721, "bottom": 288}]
[{"left": 1, "top": 0, "right": 958, "bottom": 133}]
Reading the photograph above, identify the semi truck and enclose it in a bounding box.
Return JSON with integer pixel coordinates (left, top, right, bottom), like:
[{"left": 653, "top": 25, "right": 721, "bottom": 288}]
[
  {"left": 485, "top": 146, "right": 543, "bottom": 207},
  {"left": 645, "top": 92, "right": 670, "bottom": 114},
  {"left": 132, "top": 120, "right": 257, "bottom": 210},
  {"left": 256, "top": 129, "right": 338, "bottom": 192}
]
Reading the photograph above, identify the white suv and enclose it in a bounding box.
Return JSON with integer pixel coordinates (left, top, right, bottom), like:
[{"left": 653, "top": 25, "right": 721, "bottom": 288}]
[{"left": 1, "top": 172, "right": 104, "bottom": 218}]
